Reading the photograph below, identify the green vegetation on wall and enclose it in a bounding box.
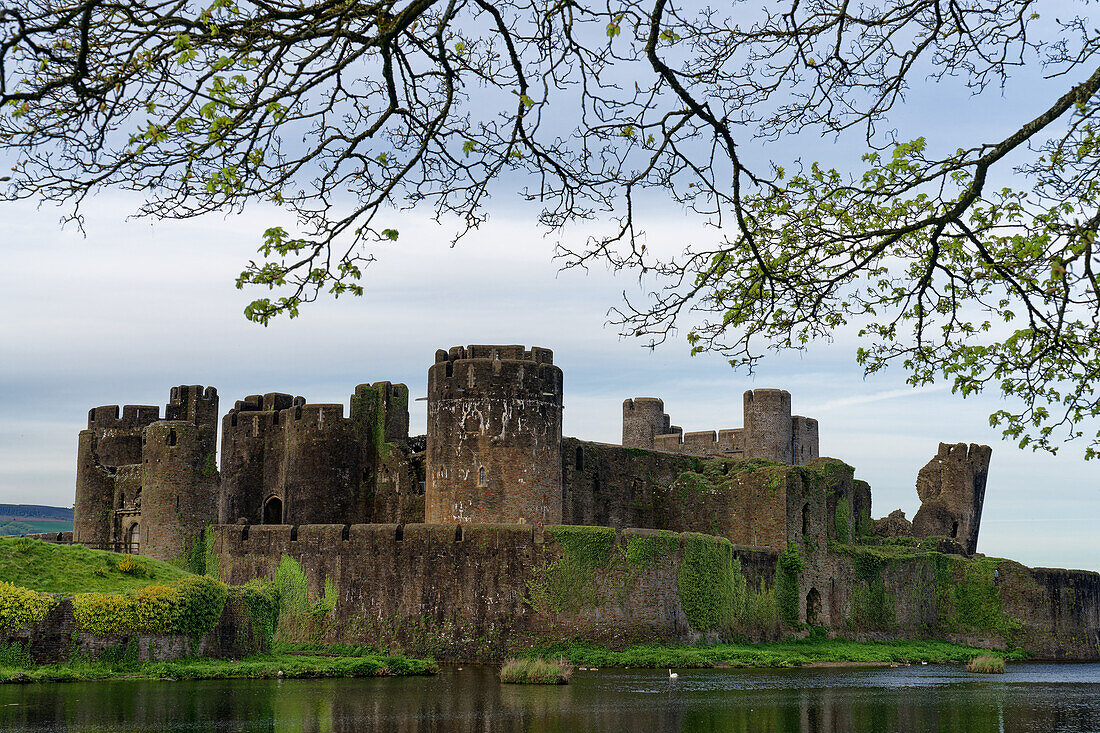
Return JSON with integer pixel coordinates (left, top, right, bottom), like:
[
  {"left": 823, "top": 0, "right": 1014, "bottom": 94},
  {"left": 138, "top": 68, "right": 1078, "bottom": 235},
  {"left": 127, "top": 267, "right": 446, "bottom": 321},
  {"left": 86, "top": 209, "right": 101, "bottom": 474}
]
[
  {"left": 182, "top": 525, "right": 219, "bottom": 578},
  {"left": 744, "top": 580, "right": 778, "bottom": 629},
  {"left": 71, "top": 575, "right": 228, "bottom": 637},
  {"left": 0, "top": 581, "right": 57, "bottom": 631},
  {"left": 834, "top": 497, "right": 851, "bottom": 543},
  {"left": 775, "top": 546, "right": 803, "bottom": 624},
  {"left": 273, "top": 555, "right": 338, "bottom": 643},
  {"left": 229, "top": 579, "right": 278, "bottom": 651},
  {"left": 935, "top": 556, "right": 1021, "bottom": 637},
  {"left": 846, "top": 550, "right": 895, "bottom": 629},
  {"left": 676, "top": 533, "right": 745, "bottom": 631},
  {"left": 527, "top": 526, "right": 618, "bottom": 613},
  {"left": 623, "top": 531, "right": 680, "bottom": 570}
]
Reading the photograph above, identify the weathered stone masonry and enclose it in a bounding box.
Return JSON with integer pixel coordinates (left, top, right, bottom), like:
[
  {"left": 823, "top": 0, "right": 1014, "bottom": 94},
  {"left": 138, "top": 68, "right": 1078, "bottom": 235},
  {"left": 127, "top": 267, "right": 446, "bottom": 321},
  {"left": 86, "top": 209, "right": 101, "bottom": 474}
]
[{"left": 59, "top": 343, "right": 1100, "bottom": 661}]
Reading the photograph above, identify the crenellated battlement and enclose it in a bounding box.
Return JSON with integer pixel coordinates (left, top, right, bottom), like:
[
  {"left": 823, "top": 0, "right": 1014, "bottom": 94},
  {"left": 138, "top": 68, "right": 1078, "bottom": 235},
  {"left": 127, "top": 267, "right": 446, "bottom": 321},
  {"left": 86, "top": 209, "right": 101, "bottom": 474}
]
[
  {"left": 87, "top": 405, "right": 161, "bottom": 431},
  {"left": 429, "top": 347, "right": 562, "bottom": 403},
  {"left": 624, "top": 388, "right": 816, "bottom": 465},
  {"left": 435, "top": 344, "right": 554, "bottom": 365}
]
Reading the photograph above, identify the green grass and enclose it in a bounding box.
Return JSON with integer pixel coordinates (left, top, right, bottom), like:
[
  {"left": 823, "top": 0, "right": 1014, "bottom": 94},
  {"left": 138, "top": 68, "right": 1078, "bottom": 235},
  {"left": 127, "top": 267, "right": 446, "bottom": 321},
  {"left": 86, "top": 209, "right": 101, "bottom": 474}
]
[
  {"left": 0, "top": 653, "right": 438, "bottom": 683},
  {"left": 966, "top": 655, "right": 1006, "bottom": 674},
  {"left": 499, "top": 657, "right": 573, "bottom": 684},
  {"left": 0, "top": 536, "right": 192, "bottom": 593},
  {"left": 523, "top": 638, "right": 1027, "bottom": 669}
]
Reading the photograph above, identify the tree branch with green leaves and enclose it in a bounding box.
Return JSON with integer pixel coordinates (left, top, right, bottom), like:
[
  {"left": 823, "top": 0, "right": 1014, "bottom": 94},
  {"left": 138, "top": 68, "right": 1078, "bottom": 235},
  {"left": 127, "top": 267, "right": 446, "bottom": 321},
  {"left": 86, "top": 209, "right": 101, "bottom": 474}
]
[{"left": 4, "top": 0, "right": 1100, "bottom": 456}]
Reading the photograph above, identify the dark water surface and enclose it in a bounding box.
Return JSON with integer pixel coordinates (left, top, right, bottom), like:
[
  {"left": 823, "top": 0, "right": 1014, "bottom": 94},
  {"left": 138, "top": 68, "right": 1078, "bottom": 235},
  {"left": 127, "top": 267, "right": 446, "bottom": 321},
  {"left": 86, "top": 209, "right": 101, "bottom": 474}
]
[{"left": 1, "top": 663, "right": 1097, "bottom": 732}]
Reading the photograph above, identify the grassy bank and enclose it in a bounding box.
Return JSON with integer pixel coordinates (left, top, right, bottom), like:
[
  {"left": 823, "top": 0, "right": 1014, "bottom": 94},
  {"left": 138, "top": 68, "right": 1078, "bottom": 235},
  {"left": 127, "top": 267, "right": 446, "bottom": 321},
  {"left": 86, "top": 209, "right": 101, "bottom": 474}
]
[
  {"left": 524, "top": 638, "right": 1026, "bottom": 669},
  {"left": 0, "top": 536, "right": 191, "bottom": 593},
  {"left": 967, "top": 655, "right": 1007, "bottom": 673},
  {"left": 500, "top": 657, "right": 573, "bottom": 684},
  {"left": 0, "top": 653, "right": 437, "bottom": 683}
]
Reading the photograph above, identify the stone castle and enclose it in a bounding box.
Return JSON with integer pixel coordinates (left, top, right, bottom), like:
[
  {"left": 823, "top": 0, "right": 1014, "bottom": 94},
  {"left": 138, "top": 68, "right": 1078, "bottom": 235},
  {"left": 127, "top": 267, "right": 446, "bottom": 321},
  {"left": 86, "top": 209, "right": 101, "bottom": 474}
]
[
  {"left": 57, "top": 345, "right": 1099, "bottom": 660},
  {"left": 73, "top": 345, "right": 837, "bottom": 557}
]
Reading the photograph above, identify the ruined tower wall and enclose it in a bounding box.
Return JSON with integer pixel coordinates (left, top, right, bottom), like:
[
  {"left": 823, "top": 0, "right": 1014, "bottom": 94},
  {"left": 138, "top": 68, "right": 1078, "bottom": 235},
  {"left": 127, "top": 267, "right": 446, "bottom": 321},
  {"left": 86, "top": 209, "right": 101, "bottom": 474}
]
[
  {"left": 426, "top": 345, "right": 563, "bottom": 527},
  {"left": 912, "top": 442, "right": 992, "bottom": 554},
  {"left": 792, "top": 416, "right": 820, "bottom": 466}
]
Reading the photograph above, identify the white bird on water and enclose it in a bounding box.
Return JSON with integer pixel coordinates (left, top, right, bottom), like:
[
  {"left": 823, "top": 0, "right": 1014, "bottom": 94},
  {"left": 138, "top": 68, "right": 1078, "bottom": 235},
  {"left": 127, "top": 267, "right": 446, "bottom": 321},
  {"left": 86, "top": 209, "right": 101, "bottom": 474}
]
[{"left": 668, "top": 669, "right": 679, "bottom": 679}]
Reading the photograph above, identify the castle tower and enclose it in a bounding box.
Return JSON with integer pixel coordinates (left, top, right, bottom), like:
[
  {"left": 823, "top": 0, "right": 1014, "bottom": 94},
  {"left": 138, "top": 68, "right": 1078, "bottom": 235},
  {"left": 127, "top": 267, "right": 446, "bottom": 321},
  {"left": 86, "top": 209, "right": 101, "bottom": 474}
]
[
  {"left": 426, "top": 345, "right": 563, "bottom": 527},
  {"left": 622, "top": 398, "right": 672, "bottom": 449},
  {"left": 74, "top": 405, "right": 160, "bottom": 547},
  {"left": 743, "top": 389, "right": 793, "bottom": 463},
  {"left": 792, "top": 416, "right": 820, "bottom": 466},
  {"left": 140, "top": 386, "right": 219, "bottom": 563},
  {"left": 219, "top": 393, "right": 296, "bottom": 525}
]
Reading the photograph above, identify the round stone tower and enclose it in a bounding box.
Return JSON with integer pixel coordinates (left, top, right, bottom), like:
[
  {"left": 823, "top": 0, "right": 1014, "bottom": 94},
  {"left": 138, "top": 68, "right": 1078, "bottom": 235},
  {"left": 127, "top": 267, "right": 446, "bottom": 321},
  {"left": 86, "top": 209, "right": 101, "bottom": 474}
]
[
  {"left": 743, "top": 388, "right": 793, "bottom": 463},
  {"left": 426, "top": 345, "right": 563, "bottom": 527},
  {"left": 140, "top": 386, "right": 219, "bottom": 563},
  {"left": 622, "top": 397, "right": 670, "bottom": 449}
]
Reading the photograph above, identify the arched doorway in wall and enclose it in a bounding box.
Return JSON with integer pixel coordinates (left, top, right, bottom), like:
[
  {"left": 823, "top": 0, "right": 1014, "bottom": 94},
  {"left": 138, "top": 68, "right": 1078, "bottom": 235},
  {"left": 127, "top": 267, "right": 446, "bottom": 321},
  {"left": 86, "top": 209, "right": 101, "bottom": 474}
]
[
  {"left": 126, "top": 523, "right": 140, "bottom": 554},
  {"left": 806, "top": 587, "right": 822, "bottom": 626},
  {"left": 263, "top": 496, "right": 283, "bottom": 525}
]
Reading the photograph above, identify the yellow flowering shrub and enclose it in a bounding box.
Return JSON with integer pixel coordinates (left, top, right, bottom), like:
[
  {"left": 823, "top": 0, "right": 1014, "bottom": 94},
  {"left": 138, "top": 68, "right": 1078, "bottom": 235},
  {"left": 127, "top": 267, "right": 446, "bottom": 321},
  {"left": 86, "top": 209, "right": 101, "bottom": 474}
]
[
  {"left": 131, "top": 585, "right": 182, "bottom": 633},
  {"left": 71, "top": 576, "right": 228, "bottom": 637},
  {"left": 71, "top": 593, "right": 137, "bottom": 636},
  {"left": 0, "top": 581, "right": 57, "bottom": 631},
  {"left": 116, "top": 555, "right": 148, "bottom": 576}
]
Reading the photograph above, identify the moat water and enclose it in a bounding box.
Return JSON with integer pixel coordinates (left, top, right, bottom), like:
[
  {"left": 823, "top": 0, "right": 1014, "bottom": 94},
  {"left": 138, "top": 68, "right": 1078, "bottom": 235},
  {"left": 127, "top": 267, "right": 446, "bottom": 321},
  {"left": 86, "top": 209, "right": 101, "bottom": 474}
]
[{"left": 0, "top": 662, "right": 1097, "bottom": 732}]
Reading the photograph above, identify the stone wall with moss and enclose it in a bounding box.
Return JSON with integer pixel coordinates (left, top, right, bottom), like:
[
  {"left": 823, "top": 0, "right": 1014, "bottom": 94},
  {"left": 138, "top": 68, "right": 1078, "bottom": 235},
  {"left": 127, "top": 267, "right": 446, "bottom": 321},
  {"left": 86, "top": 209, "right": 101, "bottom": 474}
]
[
  {"left": 215, "top": 522, "right": 1099, "bottom": 660},
  {"left": 562, "top": 440, "right": 856, "bottom": 550},
  {"left": 214, "top": 522, "right": 787, "bottom": 659},
  {"left": 795, "top": 542, "right": 1100, "bottom": 659}
]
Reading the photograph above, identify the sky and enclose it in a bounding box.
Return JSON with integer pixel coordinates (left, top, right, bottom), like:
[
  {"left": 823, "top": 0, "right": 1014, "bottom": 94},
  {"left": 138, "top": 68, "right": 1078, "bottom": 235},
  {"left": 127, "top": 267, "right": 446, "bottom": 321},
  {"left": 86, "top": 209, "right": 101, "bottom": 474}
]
[{"left": 0, "top": 5, "right": 1097, "bottom": 572}]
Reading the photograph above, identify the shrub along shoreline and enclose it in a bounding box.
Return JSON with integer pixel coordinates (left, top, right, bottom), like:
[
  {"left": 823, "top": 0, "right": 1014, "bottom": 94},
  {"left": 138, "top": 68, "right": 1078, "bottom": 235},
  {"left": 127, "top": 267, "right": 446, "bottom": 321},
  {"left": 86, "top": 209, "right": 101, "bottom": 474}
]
[
  {"left": 522, "top": 638, "right": 1025, "bottom": 669},
  {"left": 0, "top": 652, "right": 438, "bottom": 683}
]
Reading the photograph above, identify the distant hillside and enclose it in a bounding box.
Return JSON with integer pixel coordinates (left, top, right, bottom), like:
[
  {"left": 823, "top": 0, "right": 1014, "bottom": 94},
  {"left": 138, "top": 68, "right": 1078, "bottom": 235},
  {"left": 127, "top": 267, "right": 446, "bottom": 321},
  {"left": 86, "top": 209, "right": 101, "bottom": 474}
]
[{"left": 0, "top": 504, "right": 73, "bottom": 522}]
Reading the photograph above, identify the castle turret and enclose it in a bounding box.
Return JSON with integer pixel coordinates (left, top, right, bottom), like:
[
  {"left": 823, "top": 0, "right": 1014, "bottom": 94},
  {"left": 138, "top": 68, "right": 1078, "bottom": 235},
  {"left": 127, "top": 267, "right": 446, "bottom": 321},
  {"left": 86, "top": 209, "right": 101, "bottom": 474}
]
[
  {"left": 220, "top": 383, "right": 410, "bottom": 526},
  {"left": 743, "top": 389, "right": 793, "bottom": 463},
  {"left": 74, "top": 405, "right": 160, "bottom": 547},
  {"left": 792, "top": 415, "right": 820, "bottom": 466},
  {"left": 426, "top": 345, "right": 563, "bottom": 527},
  {"left": 139, "top": 386, "right": 218, "bottom": 563},
  {"left": 219, "top": 393, "right": 296, "bottom": 525},
  {"left": 622, "top": 398, "right": 672, "bottom": 450}
]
